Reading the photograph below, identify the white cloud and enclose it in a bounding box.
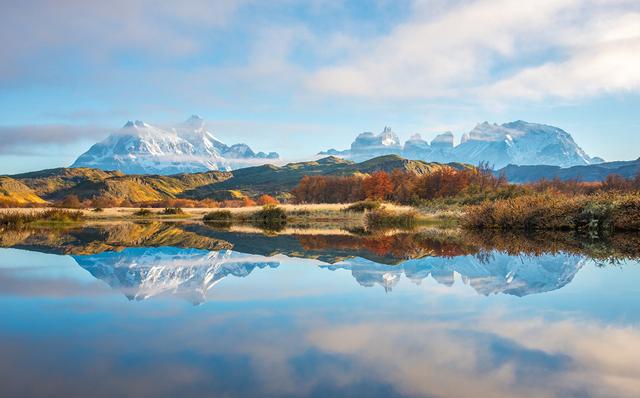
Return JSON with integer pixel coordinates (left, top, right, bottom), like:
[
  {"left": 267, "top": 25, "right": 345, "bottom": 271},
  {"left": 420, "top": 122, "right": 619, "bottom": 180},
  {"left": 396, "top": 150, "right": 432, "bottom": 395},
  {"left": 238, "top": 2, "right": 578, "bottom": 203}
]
[
  {"left": 0, "top": 0, "right": 247, "bottom": 81},
  {"left": 306, "top": 0, "right": 640, "bottom": 102},
  {"left": 0, "top": 124, "right": 109, "bottom": 155}
]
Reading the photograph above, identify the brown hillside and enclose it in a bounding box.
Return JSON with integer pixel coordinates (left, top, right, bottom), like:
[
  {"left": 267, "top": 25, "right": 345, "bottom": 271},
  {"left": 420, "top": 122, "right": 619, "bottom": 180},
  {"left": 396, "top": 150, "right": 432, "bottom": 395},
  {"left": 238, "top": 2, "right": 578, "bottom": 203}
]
[{"left": 0, "top": 177, "right": 47, "bottom": 204}]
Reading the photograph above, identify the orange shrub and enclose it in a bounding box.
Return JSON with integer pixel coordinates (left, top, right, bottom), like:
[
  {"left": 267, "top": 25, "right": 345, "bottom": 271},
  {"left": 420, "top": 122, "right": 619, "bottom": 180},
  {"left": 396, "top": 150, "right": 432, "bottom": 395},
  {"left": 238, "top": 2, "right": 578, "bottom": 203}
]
[
  {"left": 242, "top": 197, "right": 257, "bottom": 207},
  {"left": 257, "top": 194, "right": 279, "bottom": 206},
  {"left": 221, "top": 200, "right": 243, "bottom": 208}
]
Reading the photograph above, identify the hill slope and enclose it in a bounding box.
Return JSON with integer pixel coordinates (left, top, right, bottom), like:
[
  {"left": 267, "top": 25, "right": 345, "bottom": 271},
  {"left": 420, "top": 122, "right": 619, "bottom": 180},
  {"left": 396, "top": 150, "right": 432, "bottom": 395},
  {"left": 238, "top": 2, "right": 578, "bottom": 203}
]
[
  {"left": 6, "top": 155, "right": 470, "bottom": 203},
  {"left": 0, "top": 177, "right": 47, "bottom": 204},
  {"left": 185, "top": 155, "right": 472, "bottom": 198}
]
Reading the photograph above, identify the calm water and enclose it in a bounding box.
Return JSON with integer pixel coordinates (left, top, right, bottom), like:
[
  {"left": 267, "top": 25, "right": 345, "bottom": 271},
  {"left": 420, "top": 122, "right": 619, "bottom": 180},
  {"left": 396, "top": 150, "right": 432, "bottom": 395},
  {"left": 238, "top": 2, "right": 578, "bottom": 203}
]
[{"left": 1, "top": 223, "right": 639, "bottom": 397}]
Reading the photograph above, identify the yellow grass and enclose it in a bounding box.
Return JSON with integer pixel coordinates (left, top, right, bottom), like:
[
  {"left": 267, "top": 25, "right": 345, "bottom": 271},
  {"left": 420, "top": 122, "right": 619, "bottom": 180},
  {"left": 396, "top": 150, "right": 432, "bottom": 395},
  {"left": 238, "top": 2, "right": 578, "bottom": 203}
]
[{"left": 0, "top": 203, "right": 416, "bottom": 220}]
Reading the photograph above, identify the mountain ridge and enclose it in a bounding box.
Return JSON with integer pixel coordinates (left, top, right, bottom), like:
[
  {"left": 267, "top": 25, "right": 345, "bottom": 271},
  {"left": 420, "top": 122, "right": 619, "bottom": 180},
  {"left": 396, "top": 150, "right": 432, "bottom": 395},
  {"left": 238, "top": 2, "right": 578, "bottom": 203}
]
[
  {"left": 320, "top": 121, "right": 600, "bottom": 169},
  {"left": 497, "top": 157, "right": 640, "bottom": 183},
  {"left": 71, "top": 116, "right": 279, "bottom": 175}
]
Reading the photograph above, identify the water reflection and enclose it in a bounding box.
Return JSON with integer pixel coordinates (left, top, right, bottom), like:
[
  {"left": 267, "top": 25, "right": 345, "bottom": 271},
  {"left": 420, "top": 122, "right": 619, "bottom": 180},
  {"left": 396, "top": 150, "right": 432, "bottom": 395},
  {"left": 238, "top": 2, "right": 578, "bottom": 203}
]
[
  {"left": 323, "top": 253, "right": 586, "bottom": 295},
  {"left": 1, "top": 222, "right": 639, "bottom": 302},
  {"left": 1, "top": 223, "right": 640, "bottom": 397},
  {"left": 75, "top": 248, "right": 279, "bottom": 304}
]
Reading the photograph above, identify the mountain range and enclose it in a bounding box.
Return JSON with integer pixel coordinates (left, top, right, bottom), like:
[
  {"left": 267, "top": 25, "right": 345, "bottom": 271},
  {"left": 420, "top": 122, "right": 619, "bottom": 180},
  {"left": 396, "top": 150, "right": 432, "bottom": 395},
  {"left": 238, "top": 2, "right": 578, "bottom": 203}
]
[
  {"left": 71, "top": 116, "right": 279, "bottom": 175},
  {"left": 321, "top": 121, "right": 603, "bottom": 169}
]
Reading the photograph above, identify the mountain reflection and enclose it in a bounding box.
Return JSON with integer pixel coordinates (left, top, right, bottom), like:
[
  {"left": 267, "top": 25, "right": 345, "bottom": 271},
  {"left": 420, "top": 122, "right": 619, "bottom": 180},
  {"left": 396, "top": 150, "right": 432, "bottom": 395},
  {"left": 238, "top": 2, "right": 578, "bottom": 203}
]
[
  {"left": 74, "top": 247, "right": 279, "bottom": 304},
  {"left": 323, "top": 254, "right": 585, "bottom": 295},
  {"left": 1, "top": 222, "right": 639, "bottom": 302}
]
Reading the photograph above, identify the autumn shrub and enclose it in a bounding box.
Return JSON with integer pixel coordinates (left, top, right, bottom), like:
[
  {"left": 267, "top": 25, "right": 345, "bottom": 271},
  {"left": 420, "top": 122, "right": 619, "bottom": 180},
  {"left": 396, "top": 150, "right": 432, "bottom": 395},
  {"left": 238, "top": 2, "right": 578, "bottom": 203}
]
[
  {"left": 257, "top": 194, "right": 279, "bottom": 206},
  {"left": 220, "top": 200, "right": 243, "bottom": 208},
  {"left": 198, "top": 199, "right": 220, "bottom": 208},
  {"left": 344, "top": 200, "right": 381, "bottom": 212},
  {"left": 365, "top": 209, "right": 417, "bottom": 230},
  {"left": 464, "top": 193, "right": 640, "bottom": 232},
  {"left": 610, "top": 195, "right": 640, "bottom": 231},
  {"left": 242, "top": 197, "right": 257, "bottom": 207},
  {"left": 162, "top": 207, "right": 185, "bottom": 215},
  {"left": 133, "top": 208, "right": 153, "bottom": 217},
  {"left": 203, "top": 210, "right": 233, "bottom": 222},
  {"left": 57, "top": 194, "right": 89, "bottom": 209},
  {"left": 248, "top": 205, "right": 287, "bottom": 230},
  {"left": 90, "top": 196, "right": 119, "bottom": 208},
  {"left": 0, "top": 209, "right": 85, "bottom": 227}
]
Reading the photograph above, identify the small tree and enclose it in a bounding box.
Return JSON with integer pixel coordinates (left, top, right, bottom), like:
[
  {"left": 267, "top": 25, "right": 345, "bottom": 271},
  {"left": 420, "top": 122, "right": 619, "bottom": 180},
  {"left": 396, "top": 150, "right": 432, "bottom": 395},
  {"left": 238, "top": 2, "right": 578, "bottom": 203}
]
[{"left": 363, "top": 171, "right": 393, "bottom": 201}]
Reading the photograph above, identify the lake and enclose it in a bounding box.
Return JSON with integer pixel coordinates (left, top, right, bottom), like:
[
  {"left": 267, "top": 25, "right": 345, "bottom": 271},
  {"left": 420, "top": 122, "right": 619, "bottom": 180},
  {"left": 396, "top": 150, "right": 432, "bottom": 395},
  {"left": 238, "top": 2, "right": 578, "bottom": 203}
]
[{"left": 1, "top": 222, "right": 639, "bottom": 397}]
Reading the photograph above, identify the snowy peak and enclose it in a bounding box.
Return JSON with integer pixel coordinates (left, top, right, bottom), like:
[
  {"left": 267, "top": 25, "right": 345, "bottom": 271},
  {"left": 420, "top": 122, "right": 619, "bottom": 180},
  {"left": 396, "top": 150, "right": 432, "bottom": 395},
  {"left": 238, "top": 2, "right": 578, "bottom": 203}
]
[
  {"left": 348, "top": 127, "right": 402, "bottom": 160},
  {"left": 462, "top": 122, "right": 528, "bottom": 145},
  {"left": 72, "top": 116, "right": 280, "bottom": 175},
  {"left": 379, "top": 126, "right": 401, "bottom": 147},
  {"left": 320, "top": 121, "right": 599, "bottom": 168}
]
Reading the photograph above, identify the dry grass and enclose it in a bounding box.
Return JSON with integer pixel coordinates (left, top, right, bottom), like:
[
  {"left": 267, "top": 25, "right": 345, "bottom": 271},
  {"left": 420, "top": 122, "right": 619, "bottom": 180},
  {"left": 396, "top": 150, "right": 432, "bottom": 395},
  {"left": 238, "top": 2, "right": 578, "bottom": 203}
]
[
  {"left": 365, "top": 209, "right": 418, "bottom": 230},
  {"left": 464, "top": 193, "right": 640, "bottom": 232},
  {"left": 0, "top": 209, "right": 85, "bottom": 227},
  {"left": 0, "top": 203, "right": 417, "bottom": 218}
]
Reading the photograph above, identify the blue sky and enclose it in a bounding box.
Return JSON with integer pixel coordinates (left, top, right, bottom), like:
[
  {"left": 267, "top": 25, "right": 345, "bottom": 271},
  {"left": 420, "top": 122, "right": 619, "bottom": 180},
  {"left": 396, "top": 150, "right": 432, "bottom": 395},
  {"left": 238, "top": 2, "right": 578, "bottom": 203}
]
[{"left": 1, "top": 0, "right": 639, "bottom": 173}]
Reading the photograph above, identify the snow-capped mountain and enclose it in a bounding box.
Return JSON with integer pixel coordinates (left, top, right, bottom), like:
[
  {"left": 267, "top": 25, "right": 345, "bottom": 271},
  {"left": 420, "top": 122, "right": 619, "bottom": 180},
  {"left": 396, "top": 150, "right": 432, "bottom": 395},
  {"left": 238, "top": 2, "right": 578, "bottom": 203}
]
[
  {"left": 73, "top": 246, "right": 279, "bottom": 304},
  {"left": 320, "top": 126, "right": 402, "bottom": 160},
  {"left": 320, "top": 121, "right": 601, "bottom": 169},
  {"left": 71, "top": 115, "right": 279, "bottom": 175}
]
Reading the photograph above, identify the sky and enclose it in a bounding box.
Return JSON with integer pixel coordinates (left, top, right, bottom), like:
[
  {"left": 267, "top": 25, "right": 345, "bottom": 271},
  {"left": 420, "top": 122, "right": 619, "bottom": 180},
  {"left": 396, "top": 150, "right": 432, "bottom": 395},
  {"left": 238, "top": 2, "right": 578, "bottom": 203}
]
[{"left": 0, "top": 0, "right": 639, "bottom": 173}]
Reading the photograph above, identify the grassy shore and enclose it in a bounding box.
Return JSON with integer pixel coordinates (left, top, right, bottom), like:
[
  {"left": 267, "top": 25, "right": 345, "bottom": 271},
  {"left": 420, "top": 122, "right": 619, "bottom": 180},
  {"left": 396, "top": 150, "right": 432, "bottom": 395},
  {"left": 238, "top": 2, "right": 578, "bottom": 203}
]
[
  {"left": 16, "top": 193, "right": 640, "bottom": 233},
  {"left": 0, "top": 209, "right": 85, "bottom": 227},
  {"left": 0, "top": 203, "right": 426, "bottom": 232}
]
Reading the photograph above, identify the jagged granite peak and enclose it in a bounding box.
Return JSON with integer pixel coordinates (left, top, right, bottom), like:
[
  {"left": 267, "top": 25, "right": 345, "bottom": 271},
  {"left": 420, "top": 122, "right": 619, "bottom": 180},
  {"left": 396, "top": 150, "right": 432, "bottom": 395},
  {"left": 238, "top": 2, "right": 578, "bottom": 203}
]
[
  {"left": 72, "top": 116, "right": 280, "bottom": 175},
  {"left": 351, "top": 127, "right": 401, "bottom": 151},
  {"left": 431, "top": 131, "right": 454, "bottom": 147},
  {"left": 347, "top": 127, "right": 402, "bottom": 161},
  {"left": 403, "top": 133, "right": 432, "bottom": 159},
  {"left": 320, "top": 121, "right": 599, "bottom": 169}
]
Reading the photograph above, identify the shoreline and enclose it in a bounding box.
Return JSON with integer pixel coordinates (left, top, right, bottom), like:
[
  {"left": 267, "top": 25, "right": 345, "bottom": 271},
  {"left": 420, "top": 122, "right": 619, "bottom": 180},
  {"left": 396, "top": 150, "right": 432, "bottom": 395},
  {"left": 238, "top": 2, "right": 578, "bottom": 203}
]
[{"left": 0, "top": 203, "right": 419, "bottom": 220}]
